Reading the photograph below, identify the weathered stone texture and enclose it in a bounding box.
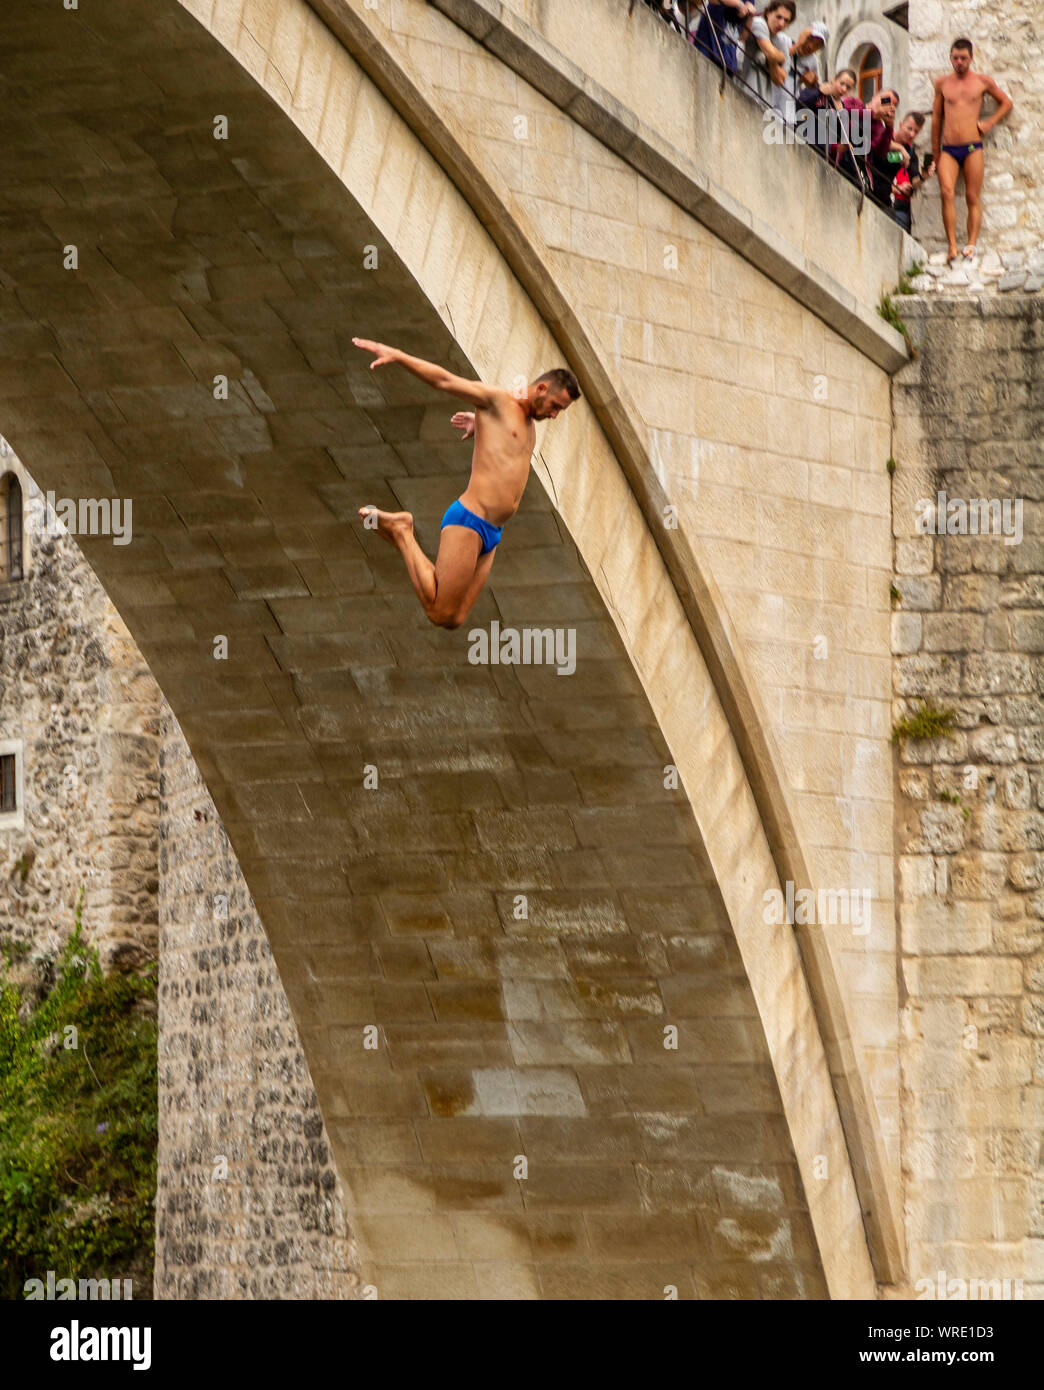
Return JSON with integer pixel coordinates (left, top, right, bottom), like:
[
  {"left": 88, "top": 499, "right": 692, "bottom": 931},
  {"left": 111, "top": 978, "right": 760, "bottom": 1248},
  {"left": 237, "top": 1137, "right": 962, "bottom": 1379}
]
[
  {"left": 892, "top": 295, "right": 1044, "bottom": 1298},
  {"left": 0, "top": 441, "right": 361, "bottom": 1297},
  {"left": 0, "top": 454, "right": 159, "bottom": 972},
  {"left": 154, "top": 706, "right": 361, "bottom": 1300},
  {"left": 0, "top": 0, "right": 1039, "bottom": 1301},
  {"left": 0, "top": 0, "right": 876, "bottom": 1294}
]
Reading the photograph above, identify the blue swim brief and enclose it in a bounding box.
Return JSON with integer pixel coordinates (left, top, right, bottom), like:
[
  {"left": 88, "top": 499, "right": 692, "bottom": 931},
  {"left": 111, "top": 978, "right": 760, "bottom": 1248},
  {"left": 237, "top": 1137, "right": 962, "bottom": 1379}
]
[
  {"left": 440, "top": 498, "right": 502, "bottom": 555},
  {"left": 942, "top": 141, "right": 982, "bottom": 167}
]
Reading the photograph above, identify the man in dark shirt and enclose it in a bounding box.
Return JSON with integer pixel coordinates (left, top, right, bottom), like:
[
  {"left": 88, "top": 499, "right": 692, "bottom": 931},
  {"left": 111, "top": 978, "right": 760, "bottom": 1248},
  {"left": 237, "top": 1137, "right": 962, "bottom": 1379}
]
[
  {"left": 693, "top": 0, "right": 757, "bottom": 73},
  {"left": 889, "top": 110, "right": 936, "bottom": 231},
  {"left": 828, "top": 91, "right": 873, "bottom": 190},
  {"left": 866, "top": 88, "right": 907, "bottom": 206}
]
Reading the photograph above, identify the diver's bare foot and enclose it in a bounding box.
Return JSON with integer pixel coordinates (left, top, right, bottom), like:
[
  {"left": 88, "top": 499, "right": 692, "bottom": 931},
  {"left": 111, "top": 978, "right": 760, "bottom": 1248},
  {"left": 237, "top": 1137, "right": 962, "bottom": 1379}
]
[
  {"left": 961, "top": 243, "right": 977, "bottom": 259},
  {"left": 359, "top": 505, "right": 413, "bottom": 545}
]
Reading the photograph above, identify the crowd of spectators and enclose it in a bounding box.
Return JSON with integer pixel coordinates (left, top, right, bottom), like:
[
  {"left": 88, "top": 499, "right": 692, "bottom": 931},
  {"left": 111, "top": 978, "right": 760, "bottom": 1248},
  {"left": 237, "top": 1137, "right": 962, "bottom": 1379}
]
[{"left": 641, "top": 0, "right": 934, "bottom": 230}]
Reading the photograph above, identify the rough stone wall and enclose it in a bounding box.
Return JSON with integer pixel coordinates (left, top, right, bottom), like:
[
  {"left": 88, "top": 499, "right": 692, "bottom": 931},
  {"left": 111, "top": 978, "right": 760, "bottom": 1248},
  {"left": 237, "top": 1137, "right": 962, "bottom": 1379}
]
[
  {"left": 909, "top": 0, "right": 1041, "bottom": 254},
  {"left": 0, "top": 449, "right": 359, "bottom": 1298},
  {"left": 0, "top": 450, "right": 160, "bottom": 972},
  {"left": 892, "top": 296, "right": 1043, "bottom": 1296},
  {"left": 154, "top": 707, "right": 360, "bottom": 1299}
]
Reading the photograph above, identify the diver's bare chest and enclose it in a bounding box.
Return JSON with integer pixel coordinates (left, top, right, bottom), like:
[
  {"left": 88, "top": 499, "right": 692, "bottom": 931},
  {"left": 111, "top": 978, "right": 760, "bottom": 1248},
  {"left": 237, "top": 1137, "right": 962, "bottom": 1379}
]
[
  {"left": 943, "top": 78, "right": 984, "bottom": 106},
  {"left": 480, "top": 425, "right": 534, "bottom": 462}
]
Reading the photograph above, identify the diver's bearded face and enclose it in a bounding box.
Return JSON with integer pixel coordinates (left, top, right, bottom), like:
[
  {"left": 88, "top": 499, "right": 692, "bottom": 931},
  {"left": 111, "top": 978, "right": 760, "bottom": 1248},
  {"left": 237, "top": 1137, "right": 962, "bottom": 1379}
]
[
  {"left": 545, "top": 391, "right": 571, "bottom": 420},
  {"left": 527, "top": 385, "right": 573, "bottom": 420},
  {"left": 531, "top": 388, "right": 552, "bottom": 419}
]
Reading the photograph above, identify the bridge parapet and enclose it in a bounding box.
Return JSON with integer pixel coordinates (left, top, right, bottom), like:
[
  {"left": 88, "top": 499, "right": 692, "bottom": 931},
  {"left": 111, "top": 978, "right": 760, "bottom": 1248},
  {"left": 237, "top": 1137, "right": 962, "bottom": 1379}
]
[{"left": 428, "top": 0, "right": 914, "bottom": 367}]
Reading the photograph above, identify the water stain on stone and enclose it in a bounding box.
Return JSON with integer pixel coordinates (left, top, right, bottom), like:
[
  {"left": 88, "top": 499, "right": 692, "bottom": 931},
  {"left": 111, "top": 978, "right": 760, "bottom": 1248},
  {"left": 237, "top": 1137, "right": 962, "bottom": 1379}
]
[{"left": 423, "top": 1073, "right": 476, "bottom": 1117}]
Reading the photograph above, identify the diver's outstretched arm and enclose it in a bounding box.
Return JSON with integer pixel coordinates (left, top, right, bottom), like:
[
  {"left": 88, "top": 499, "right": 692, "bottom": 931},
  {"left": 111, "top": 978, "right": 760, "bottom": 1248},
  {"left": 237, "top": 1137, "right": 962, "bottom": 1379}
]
[{"left": 352, "top": 338, "right": 498, "bottom": 410}]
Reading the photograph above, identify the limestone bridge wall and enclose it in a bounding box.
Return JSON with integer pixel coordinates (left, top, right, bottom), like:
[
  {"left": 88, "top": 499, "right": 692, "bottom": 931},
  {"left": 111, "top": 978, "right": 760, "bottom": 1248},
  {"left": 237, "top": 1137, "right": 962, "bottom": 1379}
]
[{"left": 0, "top": 0, "right": 919, "bottom": 1295}]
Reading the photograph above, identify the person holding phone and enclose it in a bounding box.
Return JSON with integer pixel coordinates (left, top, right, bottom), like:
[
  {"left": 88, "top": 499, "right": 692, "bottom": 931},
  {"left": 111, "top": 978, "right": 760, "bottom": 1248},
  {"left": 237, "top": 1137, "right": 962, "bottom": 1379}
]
[
  {"left": 890, "top": 111, "right": 936, "bottom": 233},
  {"left": 866, "top": 89, "right": 912, "bottom": 206}
]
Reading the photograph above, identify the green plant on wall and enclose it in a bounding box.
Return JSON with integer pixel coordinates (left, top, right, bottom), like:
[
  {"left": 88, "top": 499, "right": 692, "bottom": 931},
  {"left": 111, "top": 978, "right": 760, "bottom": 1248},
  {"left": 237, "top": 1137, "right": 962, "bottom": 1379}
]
[
  {"left": 0, "top": 893, "right": 157, "bottom": 1299},
  {"left": 879, "top": 292, "right": 916, "bottom": 355},
  {"left": 938, "top": 788, "right": 971, "bottom": 819},
  {"left": 896, "top": 262, "right": 924, "bottom": 294},
  {"left": 892, "top": 697, "right": 958, "bottom": 745}
]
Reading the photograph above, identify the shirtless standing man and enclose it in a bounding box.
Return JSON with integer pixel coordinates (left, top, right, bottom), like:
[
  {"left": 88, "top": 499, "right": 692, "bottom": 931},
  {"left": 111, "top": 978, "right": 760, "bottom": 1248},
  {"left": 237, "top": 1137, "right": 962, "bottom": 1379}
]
[
  {"left": 932, "top": 37, "right": 1013, "bottom": 263},
  {"left": 352, "top": 338, "right": 579, "bottom": 629}
]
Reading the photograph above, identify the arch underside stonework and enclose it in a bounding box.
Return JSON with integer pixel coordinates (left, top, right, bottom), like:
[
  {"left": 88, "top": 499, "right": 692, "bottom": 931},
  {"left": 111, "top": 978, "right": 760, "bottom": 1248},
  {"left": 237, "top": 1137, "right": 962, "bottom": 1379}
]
[{"left": 0, "top": 0, "right": 892, "bottom": 1296}]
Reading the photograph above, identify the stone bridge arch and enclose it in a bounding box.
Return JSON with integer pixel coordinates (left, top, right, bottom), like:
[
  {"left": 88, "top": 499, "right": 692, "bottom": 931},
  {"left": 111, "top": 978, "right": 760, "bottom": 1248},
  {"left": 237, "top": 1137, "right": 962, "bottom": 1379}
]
[{"left": 1, "top": 0, "right": 901, "bottom": 1296}]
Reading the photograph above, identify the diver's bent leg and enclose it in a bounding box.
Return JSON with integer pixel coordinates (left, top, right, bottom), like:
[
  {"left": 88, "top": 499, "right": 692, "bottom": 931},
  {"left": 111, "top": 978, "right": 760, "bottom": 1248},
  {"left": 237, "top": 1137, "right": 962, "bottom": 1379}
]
[
  {"left": 450, "top": 545, "right": 497, "bottom": 628},
  {"left": 359, "top": 505, "right": 438, "bottom": 609},
  {"left": 426, "top": 525, "right": 484, "bottom": 628}
]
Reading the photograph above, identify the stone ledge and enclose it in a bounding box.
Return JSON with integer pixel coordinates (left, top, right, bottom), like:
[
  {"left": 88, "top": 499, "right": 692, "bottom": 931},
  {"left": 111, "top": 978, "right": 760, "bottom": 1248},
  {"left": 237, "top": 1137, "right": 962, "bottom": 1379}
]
[{"left": 899, "top": 293, "right": 1044, "bottom": 320}]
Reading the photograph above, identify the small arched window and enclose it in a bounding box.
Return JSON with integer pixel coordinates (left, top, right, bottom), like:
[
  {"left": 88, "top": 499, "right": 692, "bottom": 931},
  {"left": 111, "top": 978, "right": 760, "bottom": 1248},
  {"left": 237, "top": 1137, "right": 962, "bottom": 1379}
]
[
  {"left": 857, "top": 45, "right": 883, "bottom": 102},
  {"left": 0, "top": 473, "right": 24, "bottom": 581}
]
